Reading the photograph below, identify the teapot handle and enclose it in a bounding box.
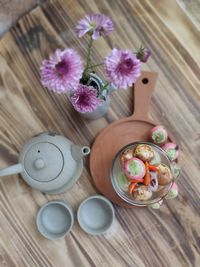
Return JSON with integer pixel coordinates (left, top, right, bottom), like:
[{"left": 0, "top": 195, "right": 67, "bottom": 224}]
[{"left": 0, "top": 163, "right": 23, "bottom": 177}]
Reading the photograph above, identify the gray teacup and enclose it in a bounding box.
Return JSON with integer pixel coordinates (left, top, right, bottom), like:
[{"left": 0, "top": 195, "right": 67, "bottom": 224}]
[
  {"left": 36, "top": 200, "right": 74, "bottom": 240},
  {"left": 77, "top": 195, "right": 115, "bottom": 235}
]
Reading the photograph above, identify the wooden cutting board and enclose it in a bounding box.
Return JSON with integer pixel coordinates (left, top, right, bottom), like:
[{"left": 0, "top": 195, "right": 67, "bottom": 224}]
[
  {"left": 90, "top": 71, "right": 180, "bottom": 207},
  {"left": 90, "top": 71, "right": 158, "bottom": 207}
]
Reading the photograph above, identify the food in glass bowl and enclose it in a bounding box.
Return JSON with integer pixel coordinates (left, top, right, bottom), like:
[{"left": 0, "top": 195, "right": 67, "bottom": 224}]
[{"left": 111, "top": 142, "right": 175, "bottom": 206}]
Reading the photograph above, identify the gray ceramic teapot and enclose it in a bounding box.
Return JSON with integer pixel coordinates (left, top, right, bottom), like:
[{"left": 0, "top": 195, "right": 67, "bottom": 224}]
[{"left": 0, "top": 132, "right": 90, "bottom": 194}]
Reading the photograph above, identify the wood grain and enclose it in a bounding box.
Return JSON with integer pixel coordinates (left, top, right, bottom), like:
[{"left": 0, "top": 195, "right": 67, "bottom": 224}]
[
  {"left": 0, "top": 0, "right": 199, "bottom": 267},
  {"left": 176, "top": 0, "right": 200, "bottom": 30},
  {"left": 0, "top": 0, "right": 39, "bottom": 37}
]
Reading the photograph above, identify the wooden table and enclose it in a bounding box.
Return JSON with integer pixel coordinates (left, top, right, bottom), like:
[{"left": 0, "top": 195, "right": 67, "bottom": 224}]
[
  {"left": 0, "top": 0, "right": 38, "bottom": 37},
  {"left": 0, "top": 1, "right": 199, "bottom": 266}
]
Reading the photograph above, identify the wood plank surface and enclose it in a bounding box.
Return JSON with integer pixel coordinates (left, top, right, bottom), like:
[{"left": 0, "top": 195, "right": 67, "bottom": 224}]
[
  {"left": 0, "top": 0, "right": 38, "bottom": 37},
  {"left": 176, "top": 0, "right": 200, "bottom": 30},
  {"left": 0, "top": 0, "right": 199, "bottom": 266}
]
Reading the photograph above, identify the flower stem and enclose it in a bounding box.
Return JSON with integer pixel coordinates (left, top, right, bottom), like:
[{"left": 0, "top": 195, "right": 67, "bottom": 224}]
[
  {"left": 102, "top": 81, "right": 109, "bottom": 89},
  {"left": 89, "top": 63, "right": 104, "bottom": 69},
  {"left": 99, "top": 81, "right": 110, "bottom": 100},
  {"left": 83, "top": 36, "right": 94, "bottom": 79}
]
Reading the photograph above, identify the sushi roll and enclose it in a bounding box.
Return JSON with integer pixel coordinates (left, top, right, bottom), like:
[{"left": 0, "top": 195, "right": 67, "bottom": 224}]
[
  {"left": 150, "top": 125, "right": 168, "bottom": 146},
  {"left": 123, "top": 157, "right": 146, "bottom": 180},
  {"left": 149, "top": 199, "right": 163, "bottom": 209},
  {"left": 162, "top": 142, "right": 179, "bottom": 161},
  {"left": 171, "top": 162, "right": 181, "bottom": 179},
  {"left": 165, "top": 183, "right": 178, "bottom": 199}
]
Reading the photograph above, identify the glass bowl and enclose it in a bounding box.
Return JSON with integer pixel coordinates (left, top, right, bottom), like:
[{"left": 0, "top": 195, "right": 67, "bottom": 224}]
[{"left": 111, "top": 141, "right": 176, "bottom": 207}]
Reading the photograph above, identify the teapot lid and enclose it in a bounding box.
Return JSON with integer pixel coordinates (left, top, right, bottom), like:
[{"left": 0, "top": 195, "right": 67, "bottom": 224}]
[{"left": 24, "top": 142, "right": 64, "bottom": 182}]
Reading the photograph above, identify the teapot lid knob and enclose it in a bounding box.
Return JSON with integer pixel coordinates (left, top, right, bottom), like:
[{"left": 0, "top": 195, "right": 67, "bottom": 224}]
[{"left": 34, "top": 158, "right": 45, "bottom": 170}]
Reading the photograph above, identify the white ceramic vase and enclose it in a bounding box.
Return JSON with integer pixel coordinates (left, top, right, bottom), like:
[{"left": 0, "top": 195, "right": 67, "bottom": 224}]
[
  {"left": 80, "top": 73, "right": 113, "bottom": 120},
  {"left": 81, "top": 96, "right": 110, "bottom": 120}
]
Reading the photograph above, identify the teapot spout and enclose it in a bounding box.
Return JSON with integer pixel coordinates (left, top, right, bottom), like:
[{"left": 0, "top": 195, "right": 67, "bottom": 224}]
[
  {"left": 71, "top": 145, "right": 90, "bottom": 161},
  {"left": 0, "top": 163, "right": 23, "bottom": 177}
]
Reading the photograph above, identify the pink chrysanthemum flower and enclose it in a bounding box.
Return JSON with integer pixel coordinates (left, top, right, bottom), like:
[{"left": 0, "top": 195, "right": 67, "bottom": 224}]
[
  {"left": 70, "top": 84, "right": 102, "bottom": 113},
  {"left": 76, "top": 13, "right": 113, "bottom": 40},
  {"left": 105, "top": 48, "right": 141, "bottom": 89},
  {"left": 40, "top": 48, "right": 83, "bottom": 93}
]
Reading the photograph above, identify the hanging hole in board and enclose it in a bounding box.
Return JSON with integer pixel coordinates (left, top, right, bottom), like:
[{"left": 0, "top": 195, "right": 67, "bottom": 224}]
[
  {"left": 38, "top": 150, "right": 40, "bottom": 153},
  {"left": 142, "top": 78, "right": 149, "bottom": 84}
]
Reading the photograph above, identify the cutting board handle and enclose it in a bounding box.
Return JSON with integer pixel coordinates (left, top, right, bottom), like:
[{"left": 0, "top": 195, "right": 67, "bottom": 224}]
[{"left": 131, "top": 71, "right": 158, "bottom": 119}]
